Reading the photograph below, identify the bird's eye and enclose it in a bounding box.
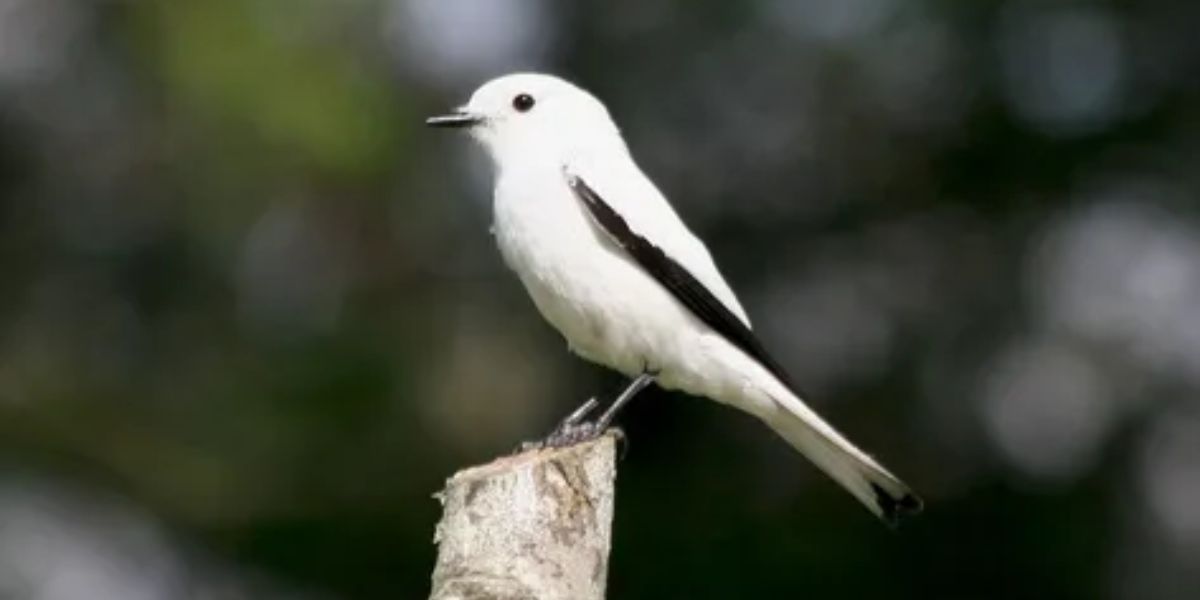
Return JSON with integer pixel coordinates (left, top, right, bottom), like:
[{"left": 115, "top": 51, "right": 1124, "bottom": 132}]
[{"left": 512, "top": 93, "right": 535, "bottom": 112}]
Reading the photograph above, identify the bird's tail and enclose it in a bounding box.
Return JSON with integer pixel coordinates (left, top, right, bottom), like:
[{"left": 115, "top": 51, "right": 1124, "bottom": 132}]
[{"left": 762, "top": 388, "right": 922, "bottom": 526}]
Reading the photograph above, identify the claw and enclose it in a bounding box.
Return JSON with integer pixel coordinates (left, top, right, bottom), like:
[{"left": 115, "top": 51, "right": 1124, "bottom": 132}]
[
  {"left": 519, "top": 374, "right": 653, "bottom": 453},
  {"left": 541, "top": 421, "right": 602, "bottom": 449},
  {"left": 517, "top": 422, "right": 624, "bottom": 453}
]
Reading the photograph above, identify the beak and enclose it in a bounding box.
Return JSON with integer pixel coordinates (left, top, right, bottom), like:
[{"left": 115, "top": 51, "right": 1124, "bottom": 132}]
[{"left": 425, "top": 109, "right": 483, "bottom": 129}]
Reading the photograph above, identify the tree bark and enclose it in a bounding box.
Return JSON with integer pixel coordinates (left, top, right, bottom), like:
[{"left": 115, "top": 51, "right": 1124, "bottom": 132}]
[{"left": 430, "top": 434, "right": 617, "bottom": 600}]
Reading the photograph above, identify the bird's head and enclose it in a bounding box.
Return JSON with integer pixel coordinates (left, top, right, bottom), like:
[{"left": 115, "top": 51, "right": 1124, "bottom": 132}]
[{"left": 427, "top": 73, "right": 626, "bottom": 167}]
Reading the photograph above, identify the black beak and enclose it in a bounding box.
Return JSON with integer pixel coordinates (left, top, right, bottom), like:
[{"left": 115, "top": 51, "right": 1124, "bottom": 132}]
[{"left": 425, "top": 111, "right": 482, "bottom": 129}]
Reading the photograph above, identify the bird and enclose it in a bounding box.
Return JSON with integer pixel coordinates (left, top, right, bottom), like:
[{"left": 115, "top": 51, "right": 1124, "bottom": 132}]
[{"left": 427, "top": 73, "right": 922, "bottom": 525}]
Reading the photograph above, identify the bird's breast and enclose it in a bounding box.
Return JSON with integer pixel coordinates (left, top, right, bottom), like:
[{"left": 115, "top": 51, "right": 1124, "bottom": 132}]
[
  {"left": 492, "top": 166, "right": 598, "bottom": 278},
  {"left": 490, "top": 166, "right": 650, "bottom": 374}
]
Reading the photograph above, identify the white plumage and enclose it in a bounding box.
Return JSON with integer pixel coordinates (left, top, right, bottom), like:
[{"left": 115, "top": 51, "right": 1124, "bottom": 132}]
[{"left": 430, "top": 73, "right": 920, "bottom": 524}]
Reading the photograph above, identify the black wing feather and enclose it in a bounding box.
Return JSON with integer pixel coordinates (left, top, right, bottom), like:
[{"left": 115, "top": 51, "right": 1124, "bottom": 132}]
[{"left": 566, "top": 174, "right": 800, "bottom": 393}]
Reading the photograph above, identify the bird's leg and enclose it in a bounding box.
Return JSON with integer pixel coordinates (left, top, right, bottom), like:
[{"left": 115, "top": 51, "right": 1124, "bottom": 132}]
[
  {"left": 559, "top": 396, "right": 601, "bottom": 428},
  {"left": 516, "top": 397, "right": 600, "bottom": 453},
  {"left": 594, "top": 372, "right": 654, "bottom": 431},
  {"left": 537, "top": 372, "right": 656, "bottom": 449}
]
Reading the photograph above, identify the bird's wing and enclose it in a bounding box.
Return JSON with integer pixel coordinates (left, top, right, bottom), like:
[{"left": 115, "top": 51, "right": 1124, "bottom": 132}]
[
  {"left": 566, "top": 160, "right": 751, "bottom": 326},
  {"left": 565, "top": 172, "right": 798, "bottom": 391}
]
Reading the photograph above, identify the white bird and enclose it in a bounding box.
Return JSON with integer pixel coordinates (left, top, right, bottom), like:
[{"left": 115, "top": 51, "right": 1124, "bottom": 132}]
[{"left": 428, "top": 73, "right": 921, "bottom": 525}]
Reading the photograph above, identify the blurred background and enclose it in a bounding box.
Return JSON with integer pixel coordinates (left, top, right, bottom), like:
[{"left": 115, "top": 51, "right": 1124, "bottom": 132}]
[{"left": 1, "top": 0, "right": 1198, "bottom": 598}]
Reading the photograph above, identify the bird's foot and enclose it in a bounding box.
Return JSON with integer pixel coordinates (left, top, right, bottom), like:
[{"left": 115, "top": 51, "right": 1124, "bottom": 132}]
[
  {"left": 524, "top": 422, "right": 625, "bottom": 452},
  {"left": 541, "top": 420, "right": 604, "bottom": 448},
  {"left": 514, "top": 396, "right": 598, "bottom": 453},
  {"left": 515, "top": 386, "right": 640, "bottom": 455},
  {"left": 516, "top": 396, "right": 629, "bottom": 453}
]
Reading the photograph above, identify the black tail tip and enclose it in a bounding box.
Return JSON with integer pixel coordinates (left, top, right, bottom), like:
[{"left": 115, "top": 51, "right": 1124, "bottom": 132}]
[{"left": 870, "top": 482, "right": 924, "bottom": 527}]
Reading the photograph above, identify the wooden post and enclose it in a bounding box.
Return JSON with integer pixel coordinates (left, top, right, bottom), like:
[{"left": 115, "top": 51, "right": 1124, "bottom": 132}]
[{"left": 430, "top": 434, "right": 618, "bottom": 600}]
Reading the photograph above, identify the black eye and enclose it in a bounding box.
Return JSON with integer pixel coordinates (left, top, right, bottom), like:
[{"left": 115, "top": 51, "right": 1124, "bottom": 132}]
[{"left": 512, "top": 93, "right": 535, "bottom": 112}]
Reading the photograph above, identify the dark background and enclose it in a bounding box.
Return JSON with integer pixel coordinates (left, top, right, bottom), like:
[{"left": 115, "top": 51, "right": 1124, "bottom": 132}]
[{"left": 2, "top": 1, "right": 1199, "bottom": 598}]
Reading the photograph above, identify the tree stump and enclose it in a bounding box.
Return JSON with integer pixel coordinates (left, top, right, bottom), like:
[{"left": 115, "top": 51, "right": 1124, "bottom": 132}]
[{"left": 430, "top": 434, "right": 617, "bottom": 600}]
